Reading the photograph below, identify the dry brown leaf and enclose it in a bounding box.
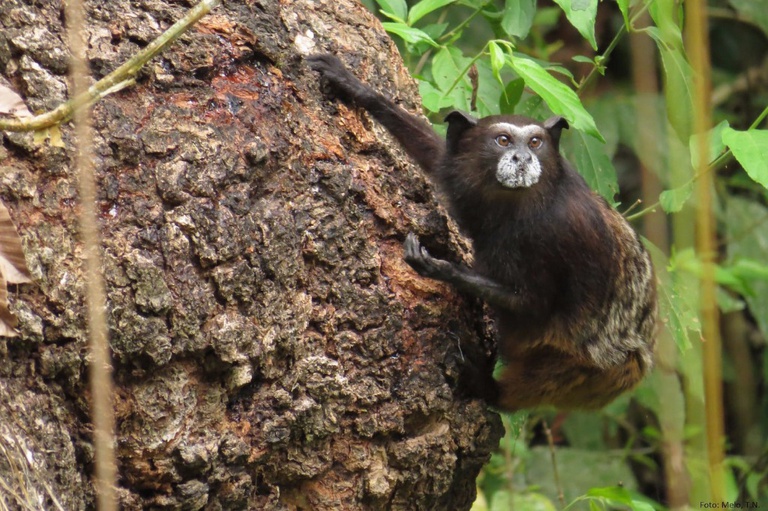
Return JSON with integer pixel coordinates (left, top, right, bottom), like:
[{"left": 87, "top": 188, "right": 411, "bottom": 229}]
[
  {"left": 0, "top": 200, "right": 31, "bottom": 337},
  {"left": 0, "top": 268, "right": 17, "bottom": 337},
  {"left": 0, "top": 82, "right": 32, "bottom": 118},
  {"left": 0, "top": 202, "right": 31, "bottom": 285}
]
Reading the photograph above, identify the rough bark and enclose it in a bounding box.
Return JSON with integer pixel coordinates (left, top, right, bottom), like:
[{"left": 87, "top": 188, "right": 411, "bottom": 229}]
[{"left": 0, "top": 0, "right": 503, "bottom": 509}]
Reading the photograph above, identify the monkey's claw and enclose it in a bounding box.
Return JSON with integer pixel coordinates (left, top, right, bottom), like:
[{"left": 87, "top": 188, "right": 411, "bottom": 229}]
[
  {"left": 307, "top": 54, "right": 360, "bottom": 97},
  {"left": 306, "top": 54, "right": 344, "bottom": 78},
  {"left": 404, "top": 233, "right": 453, "bottom": 280}
]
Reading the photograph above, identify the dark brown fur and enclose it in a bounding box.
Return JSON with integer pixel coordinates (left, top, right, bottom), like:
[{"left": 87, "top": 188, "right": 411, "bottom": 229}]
[{"left": 308, "top": 54, "right": 657, "bottom": 411}]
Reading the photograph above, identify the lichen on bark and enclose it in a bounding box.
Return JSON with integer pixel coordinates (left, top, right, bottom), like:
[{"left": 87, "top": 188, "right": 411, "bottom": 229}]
[{"left": 0, "top": 0, "right": 502, "bottom": 509}]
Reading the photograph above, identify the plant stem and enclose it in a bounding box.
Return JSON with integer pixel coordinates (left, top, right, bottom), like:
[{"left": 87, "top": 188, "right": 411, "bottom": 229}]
[
  {"left": 64, "top": 0, "right": 116, "bottom": 508},
  {"left": 627, "top": 102, "right": 768, "bottom": 222},
  {"left": 0, "top": 0, "right": 221, "bottom": 132},
  {"left": 579, "top": 3, "right": 651, "bottom": 94},
  {"left": 438, "top": 1, "right": 490, "bottom": 44}
]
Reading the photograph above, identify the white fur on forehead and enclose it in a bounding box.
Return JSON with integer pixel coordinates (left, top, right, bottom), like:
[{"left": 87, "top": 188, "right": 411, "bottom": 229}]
[{"left": 489, "top": 122, "right": 545, "bottom": 139}]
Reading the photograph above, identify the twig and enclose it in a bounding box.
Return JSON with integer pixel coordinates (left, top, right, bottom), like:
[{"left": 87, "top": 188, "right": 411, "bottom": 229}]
[
  {"left": 64, "top": 0, "right": 117, "bottom": 508},
  {"left": 0, "top": 0, "right": 221, "bottom": 132},
  {"left": 621, "top": 198, "right": 643, "bottom": 217},
  {"left": 626, "top": 101, "right": 768, "bottom": 222},
  {"left": 578, "top": 3, "right": 651, "bottom": 94},
  {"left": 542, "top": 419, "right": 566, "bottom": 508}
]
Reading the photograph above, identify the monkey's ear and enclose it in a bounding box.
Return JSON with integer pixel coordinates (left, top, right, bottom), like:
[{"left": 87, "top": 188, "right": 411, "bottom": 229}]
[
  {"left": 544, "top": 116, "right": 569, "bottom": 147},
  {"left": 445, "top": 111, "right": 478, "bottom": 152}
]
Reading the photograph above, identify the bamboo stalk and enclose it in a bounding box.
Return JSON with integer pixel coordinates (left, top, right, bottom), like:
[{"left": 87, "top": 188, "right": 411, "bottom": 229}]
[
  {"left": 685, "top": 0, "right": 726, "bottom": 502},
  {"left": 63, "top": 0, "right": 117, "bottom": 508}
]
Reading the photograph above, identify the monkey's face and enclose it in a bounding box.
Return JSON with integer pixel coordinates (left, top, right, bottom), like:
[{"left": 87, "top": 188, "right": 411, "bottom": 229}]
[
  {"left": 488, "top": 123, "right": 548, "bottom": 189},
  {"left": 445, "top": 112, "right": 569, "bottom": 194}
]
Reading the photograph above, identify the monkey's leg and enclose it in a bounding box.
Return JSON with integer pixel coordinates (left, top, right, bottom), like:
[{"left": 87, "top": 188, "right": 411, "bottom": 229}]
[
  {"left": 404, "top": 233, "right": 523, "bottom": 312},
  {"left": 496, "top": 348, "right": 645, "bottom": 411},
  {"left": 308, "top": 54, "right": 444, "bottom": 175}
]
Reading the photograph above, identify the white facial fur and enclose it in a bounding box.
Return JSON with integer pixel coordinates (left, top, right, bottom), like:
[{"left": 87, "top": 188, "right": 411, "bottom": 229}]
[{"left": 490, "top": 123, "right": 545, "bottom": 189}]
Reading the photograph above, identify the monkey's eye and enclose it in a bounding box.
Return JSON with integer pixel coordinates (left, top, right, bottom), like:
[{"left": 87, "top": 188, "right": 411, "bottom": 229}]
[
  {"left": 495, "top": 134, "right": 511, "bottom": 147},
  {"left": 528, "top": 137, "right": 543, "bottom": 149}
]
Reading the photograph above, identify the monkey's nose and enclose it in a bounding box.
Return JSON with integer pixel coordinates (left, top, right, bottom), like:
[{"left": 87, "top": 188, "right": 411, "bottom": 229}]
[{"left": 512, "top": 152, "right": 532, "bottom": 164}]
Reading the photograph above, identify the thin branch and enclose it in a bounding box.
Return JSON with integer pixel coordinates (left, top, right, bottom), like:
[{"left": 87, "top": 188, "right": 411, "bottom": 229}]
[
  {"left": 626, "top": 102, "right": 768, "bottom": 222},
  {"left": 64, "top": 0, "right": 117, "bottom": 508},
  {"left": 578, "top": 3, "right": 651, "bottom": 94},
  {"left": 0, "top": 0, "right": 221, "bottom": 132},
  {"left": 542, "top": 419, "right": 566, "bottom": 508}
]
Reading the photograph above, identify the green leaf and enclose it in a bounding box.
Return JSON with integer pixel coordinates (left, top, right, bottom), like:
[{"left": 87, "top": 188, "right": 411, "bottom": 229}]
[
  {"left": 430, "top": 47, "right": 473, "bottom": 111},
  {"left": 586, "top": 486, "right": 634, "bottom": 504},
  {"left": 630, "top": 500, "right": 657, "bottom": 511},
  {"left": 473, "top": 59, "right": 506, "bottom": 117},
  {"left": 488, "top": 41, "right": 505, "bottom": 85},
  {"left": 518, "top": 96, "right": 545, "bottom": 118},
  {"left": 717, "top": 287, "right": 745, "bottom": 313},
  {"left": 588, "top": 501, "right": 603, "bottom": 511},
  {"left": 746, "top": 472, "right": 763, "bottom": 500},
  {"left": 616, "top": 0, "right": 631, "bottom": 29},
  {"left": 552, "top": 0, "right": 599, "bottom": 50},
  {"left": 658, "top": 44, "right": 695, "bottom": 141},
  {"left": 584, "top": 487, "right": 659, "bottom": 511},
  {"left": 572, "top": 55, "right": 595, "bottom": 64},
  {"left": 690, "top": 120, "right": 729, "bottom": 168},
  {"left": 501, "top": 0, "right": 537, "bottom": 38},
  {"left": 646, "top": 4, "right": 694, "bottom": 141},
  {"left": 730, "top": 259, "right": 768, "bottom": 281},
  {"left": 418, "top": 80, "right": 454, "bottom": 113},
  {"left": 375, "top": 0, "right": 408, "bottom": 21},
  {"left": 646, "top": 241, "right": 698, "bottom": 351},
  {"left": 561, "top": 129, "right": 618, "bottom": 200},
  {"left": 432, "top": 46, "right": 470, "bottom": 90},
  {"left": 516, "top": 53, "right": 576, "bottom": 81},
  {"left": 659, "top": 181, "right": 694, "bottom": 213},
  {"left": 408, "top": 0, "right": 455, "bottom": 25},
  {"left": 507, "top": 55, "right": 604, "bottom": 141},
  {"left": 420, "top": 22, "right": 449, "bottom": 40},
  {"left": 722, "top": 127, "right": 768, "bottom": 189},
  {"left": 499, "top": 78, "right": 524, "bottom": 114},
  {"left": 381, "top": 22, "right": 439, "bottom": 46},
  {"left": 725, "top": 465, "right": 741, "bottom": 502},
  {"left": 673, "top": 248, "right": 754, "bottom": 297}
]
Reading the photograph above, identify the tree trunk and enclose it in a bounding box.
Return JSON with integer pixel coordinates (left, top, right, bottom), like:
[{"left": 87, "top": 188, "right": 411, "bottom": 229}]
[{"left": 0, "top": 0, "right": 502, "bottom": 509}]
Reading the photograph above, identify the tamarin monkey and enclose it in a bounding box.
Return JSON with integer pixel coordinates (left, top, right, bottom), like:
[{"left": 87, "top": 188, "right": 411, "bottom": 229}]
[{"left": 308, "top": 54, "right": 657, "bottom": 411}]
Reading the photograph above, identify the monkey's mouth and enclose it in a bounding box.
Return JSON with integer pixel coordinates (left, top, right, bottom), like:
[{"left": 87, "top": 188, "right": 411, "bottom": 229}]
[{"left": 496, "top": 153, "right": 542, "bottom": 189}]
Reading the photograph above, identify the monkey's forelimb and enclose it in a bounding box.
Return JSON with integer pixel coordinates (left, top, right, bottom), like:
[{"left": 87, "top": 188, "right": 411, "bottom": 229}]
[
  {"left": 404, "top": 233, "right": 525, "bottom": 312},
  {"left": 307, "top": 54, "right": 444, "bottom": 176}
]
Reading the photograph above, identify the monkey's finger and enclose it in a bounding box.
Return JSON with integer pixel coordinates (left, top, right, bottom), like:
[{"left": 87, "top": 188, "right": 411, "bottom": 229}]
[
  {"left": 404, "top": 232, "right": 418, "bottom": 251},
  {"left": 306, "top": 53, "right": 341, "bottom": 70},
  {"left": 404, "top": 234, "right": 425, "bottom": 266}
]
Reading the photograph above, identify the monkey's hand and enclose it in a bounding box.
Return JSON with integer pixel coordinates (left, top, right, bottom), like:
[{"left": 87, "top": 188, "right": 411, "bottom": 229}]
[
  {"left": 307, "top": 54, "right": 376, "bottom": 106},
  {"left": 307, "top": 54, "right": 445, "bottom": 176},
  {"left": 404, "top": 233, "right": 523, "bottom": 312},
  {"left": 404, "top": 233, "right": 457, "bottom": 280}
]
